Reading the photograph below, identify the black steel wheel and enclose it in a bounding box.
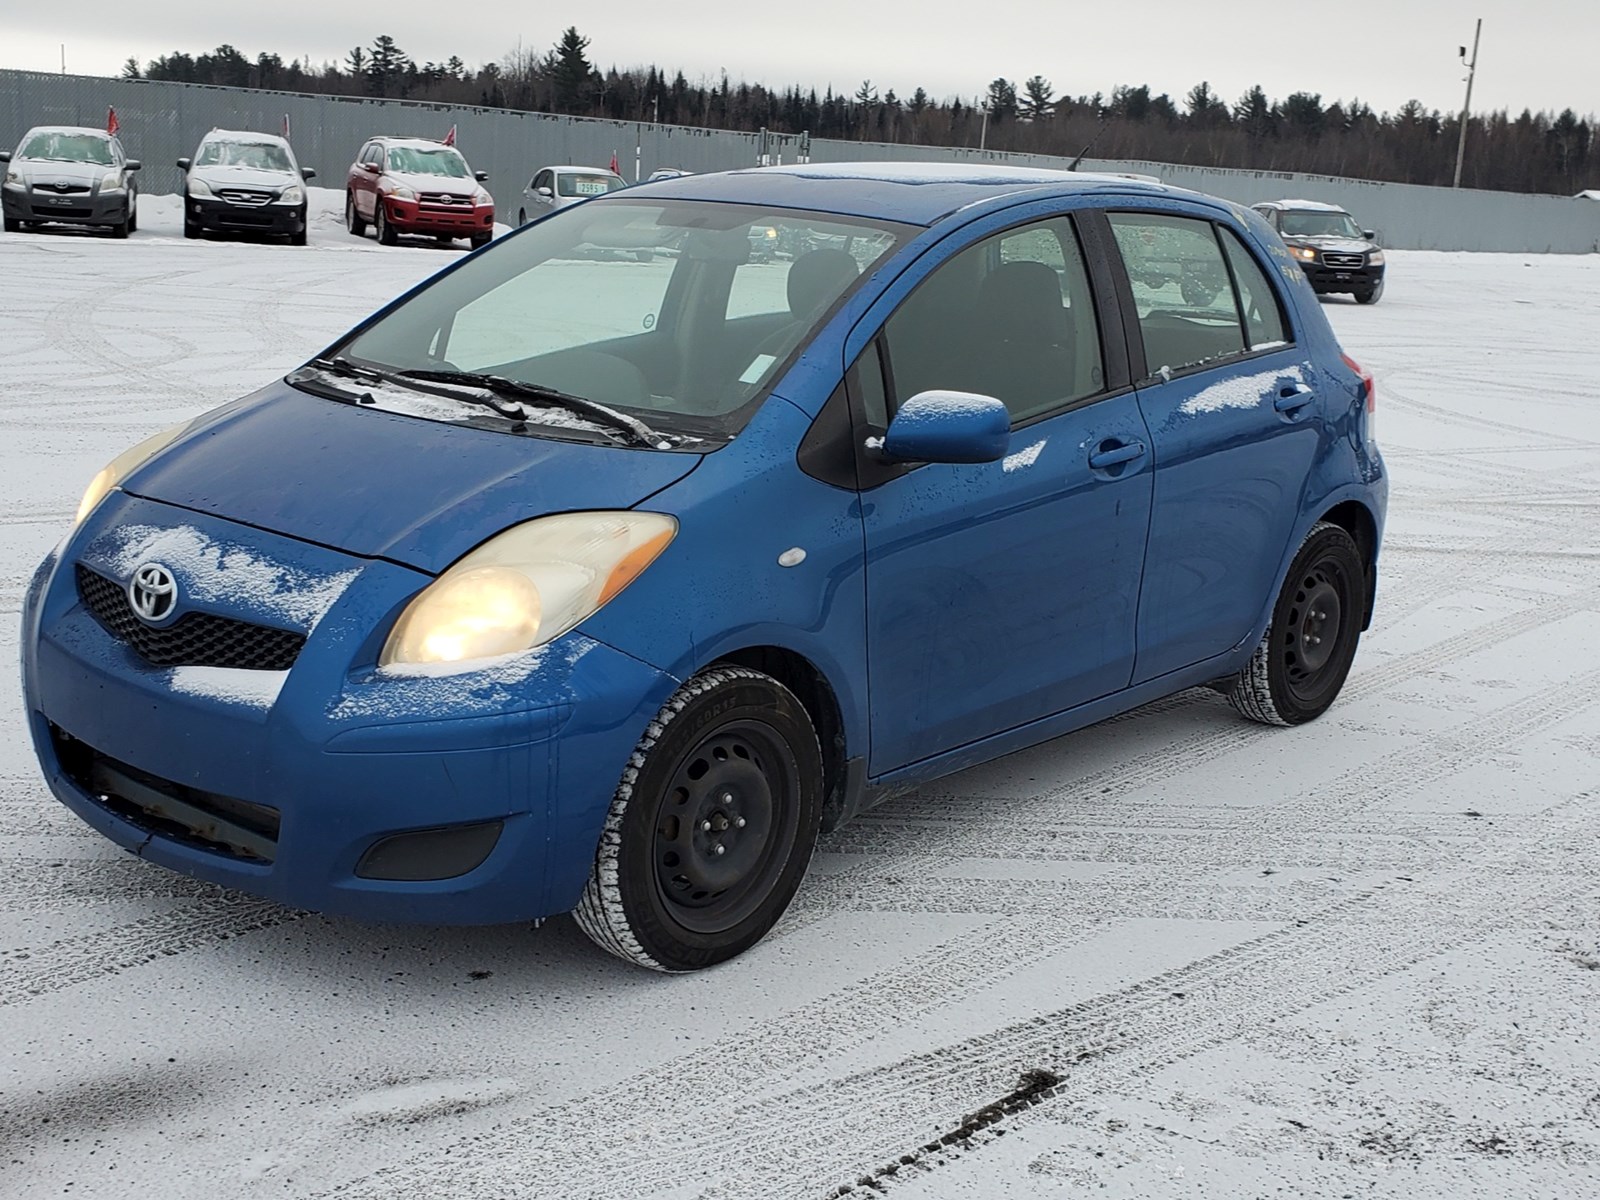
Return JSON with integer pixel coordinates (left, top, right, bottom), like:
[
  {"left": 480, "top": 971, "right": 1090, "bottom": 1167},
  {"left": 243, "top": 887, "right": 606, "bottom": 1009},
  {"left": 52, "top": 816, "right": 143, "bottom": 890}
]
[
  {"left": 575, "top": 667, "right": 824, "bottom": 972},
  {"left": 346, "top": 191, "right": 367, "bottom": 238},
  {"left": 1227, "top": 522, "right": 1366, "bottom": 726}
]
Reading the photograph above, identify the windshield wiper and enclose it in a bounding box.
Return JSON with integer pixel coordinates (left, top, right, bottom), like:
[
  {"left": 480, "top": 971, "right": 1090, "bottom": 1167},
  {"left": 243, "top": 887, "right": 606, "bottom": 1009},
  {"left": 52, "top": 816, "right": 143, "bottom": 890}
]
[{"left": 397, "top": 368, "right": 668, "bottom": 448}]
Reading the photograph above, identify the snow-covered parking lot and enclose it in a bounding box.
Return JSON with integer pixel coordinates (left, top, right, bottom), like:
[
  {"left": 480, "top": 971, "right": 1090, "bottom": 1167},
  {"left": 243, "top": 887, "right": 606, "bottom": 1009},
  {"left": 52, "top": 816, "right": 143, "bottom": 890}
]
[{"left": 2, "top": 193, "right": 1598, "bottom": 1199}]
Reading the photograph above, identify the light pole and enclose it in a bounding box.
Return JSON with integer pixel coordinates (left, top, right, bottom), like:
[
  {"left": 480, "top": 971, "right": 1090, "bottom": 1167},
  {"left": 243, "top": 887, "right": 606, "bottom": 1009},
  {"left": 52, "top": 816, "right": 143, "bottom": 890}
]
[
  {"left": 979, "top": 101, "right": 990, "bottom": 151},
  {"left": 1453, "top": 18, "right": 1482, "bottom": 188}
]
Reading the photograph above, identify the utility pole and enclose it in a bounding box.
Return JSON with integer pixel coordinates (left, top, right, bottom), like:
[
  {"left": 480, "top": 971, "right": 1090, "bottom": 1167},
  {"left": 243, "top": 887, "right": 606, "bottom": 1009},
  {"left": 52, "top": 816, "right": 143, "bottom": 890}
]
[
  {"left": 979, "top": 101, "right": 990, "bottom": 151},
  {"left": 1453, "top": 18, "right": 1482, "bottom": 188}
]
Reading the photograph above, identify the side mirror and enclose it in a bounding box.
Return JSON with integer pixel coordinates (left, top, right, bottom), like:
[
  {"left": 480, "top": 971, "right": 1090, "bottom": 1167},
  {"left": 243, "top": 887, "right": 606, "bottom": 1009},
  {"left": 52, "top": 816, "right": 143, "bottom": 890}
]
[
  {"left": 474, "top": 170, "right": 489, "bottom": 182},
  {"left": 0, "top": 151, "right": 10, "bottom": 163},
  {"left": 536, "top": 185, "right": 553, "bottom": 198},
  {"left": 124, "top": 160, "right": 141, "bottom": 172},
  {"left": 176, "top": 157, "right": 192, "bottom": 171},
  {"left": 301, "top": 167, "right": 316, "bottom": 180},
  {"left": 1362, "top": 229, "right": 1378, "bottom": 241},
  {"left": 362, "top": 162, "right": 381, "bottom": 174},
  {"left": 880, "top": 391, "right": 1010, "bottom": 465}
]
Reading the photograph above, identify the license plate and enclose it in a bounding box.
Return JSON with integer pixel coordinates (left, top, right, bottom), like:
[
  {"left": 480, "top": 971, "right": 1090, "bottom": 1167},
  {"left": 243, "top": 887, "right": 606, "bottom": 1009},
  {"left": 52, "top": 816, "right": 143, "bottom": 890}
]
[
  {"left": 45, "top": 196, "right": 75, "bottom": 205},
  {"left": 1334, "top": 272, "right": 1351, "bottom": 281}
]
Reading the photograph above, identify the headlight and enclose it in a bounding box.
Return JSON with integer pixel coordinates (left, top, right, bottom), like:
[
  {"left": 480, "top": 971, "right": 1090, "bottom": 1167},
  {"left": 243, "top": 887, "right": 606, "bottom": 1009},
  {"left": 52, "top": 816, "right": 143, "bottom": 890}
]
[
  {"left": 277, "top": 185, "right": 304, "bottom": 205},
  {"left": 380, "top": 512, "right": 677, "bottom": 672},
  {"left": 382, "top": 182, "right": 415, "bottom": 200},
  {"left": 187, "top": 177, "right": 214, "bottom": 198},
  {"left": 99, "top": 172, "right": 125, "bottom": 192},
  {"left": 4, "top": 169, "right": 20, "bottom": 185},
  {"left": 74, "top": 422, "right": 193, "bottom": 528},
  {"left": 472, "top": 186, "right": 492, "bottom": 205},
  {"left": 1366, "top": 249, "right": 1385, "bottom": 266},
  {"left": 1289, "top": 246, "right": 1318, "bottom": 262}
]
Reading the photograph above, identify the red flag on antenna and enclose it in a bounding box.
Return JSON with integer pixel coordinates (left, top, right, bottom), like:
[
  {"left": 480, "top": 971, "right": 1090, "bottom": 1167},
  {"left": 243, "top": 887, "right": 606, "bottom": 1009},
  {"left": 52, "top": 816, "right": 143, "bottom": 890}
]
[
  {"left": 106, "top": 106, "right": 119, "bottom": 137},
  {"left": 443, "top": 124, "right": 457, "bottom": 147},
  {"left": 609, "top": 149, "right": 619, "bottom": 174}
]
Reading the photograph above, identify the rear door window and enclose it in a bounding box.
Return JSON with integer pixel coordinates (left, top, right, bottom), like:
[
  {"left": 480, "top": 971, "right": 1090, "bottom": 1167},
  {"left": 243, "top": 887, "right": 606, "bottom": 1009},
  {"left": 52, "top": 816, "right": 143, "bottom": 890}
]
[{"left": 1107, "top": 213, "right": 1246, "bottom": 376}]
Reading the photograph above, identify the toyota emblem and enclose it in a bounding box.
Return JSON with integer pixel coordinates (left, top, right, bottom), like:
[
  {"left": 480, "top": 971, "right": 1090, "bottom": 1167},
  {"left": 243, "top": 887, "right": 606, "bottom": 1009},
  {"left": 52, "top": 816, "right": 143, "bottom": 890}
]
[{"left": 128, "top": 563, "right": 178, "bottom": 624}]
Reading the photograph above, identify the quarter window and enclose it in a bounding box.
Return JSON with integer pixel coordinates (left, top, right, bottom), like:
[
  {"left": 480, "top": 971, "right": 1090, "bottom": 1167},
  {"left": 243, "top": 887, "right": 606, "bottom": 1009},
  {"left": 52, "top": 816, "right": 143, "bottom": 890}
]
[
  {"left": 882, "top": 217, "right": 1105, "bottom": 425},
  {"left": 1219, "top": 228, "right": 1289, "bottom": 349}
]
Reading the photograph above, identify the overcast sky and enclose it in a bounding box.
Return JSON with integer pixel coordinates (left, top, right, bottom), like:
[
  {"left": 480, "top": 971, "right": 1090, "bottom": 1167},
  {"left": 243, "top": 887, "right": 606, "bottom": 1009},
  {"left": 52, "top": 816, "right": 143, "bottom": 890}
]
[{"left": 4, "top": 0, "right": 1596, "bottom": 119}]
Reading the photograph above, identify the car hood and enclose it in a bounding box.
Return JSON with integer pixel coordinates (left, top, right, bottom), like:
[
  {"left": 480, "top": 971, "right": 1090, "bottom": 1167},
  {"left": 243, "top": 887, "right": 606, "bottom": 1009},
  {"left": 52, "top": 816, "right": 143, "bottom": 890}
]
[
  {"left": 121, "top": 380, "right": 701, "bottom": 575},
  {"left": 390, "top": 172, "right": 478, "bottom": 196},
  {"left": 1283, "top": 235, "right": 1374, "bottom": 253},
  {"left": 15, "top": 159, "right": 106, "bottom": 184},
  {"left": 191, "top": 165, "right": 298, "bottom": 190}
]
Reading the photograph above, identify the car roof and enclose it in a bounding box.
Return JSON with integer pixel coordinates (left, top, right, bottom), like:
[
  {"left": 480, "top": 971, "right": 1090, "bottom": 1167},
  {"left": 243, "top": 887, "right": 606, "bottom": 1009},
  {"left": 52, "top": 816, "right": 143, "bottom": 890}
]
[
  {"left": 544, "top": 165, "right": 624, "bottom": 174},
  {"left": 631, "top": 161, "right": 1172, "bottom": 226},
  {"left": 1258, "top": 198, "right": 1350, "bottom": 213},
  {"left": 370, "top": 137, "right": 461, "bottom": 150}
]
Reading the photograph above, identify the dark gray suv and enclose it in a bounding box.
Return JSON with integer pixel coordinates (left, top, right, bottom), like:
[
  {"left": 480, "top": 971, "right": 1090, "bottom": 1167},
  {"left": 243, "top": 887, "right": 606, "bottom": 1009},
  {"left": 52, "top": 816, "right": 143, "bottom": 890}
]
[
  {"left": 2, "top": 126, "right": 141, "bottom": 237},
  {"left": 1252, "top": 199, "right": 1386, "bottom": 304}
]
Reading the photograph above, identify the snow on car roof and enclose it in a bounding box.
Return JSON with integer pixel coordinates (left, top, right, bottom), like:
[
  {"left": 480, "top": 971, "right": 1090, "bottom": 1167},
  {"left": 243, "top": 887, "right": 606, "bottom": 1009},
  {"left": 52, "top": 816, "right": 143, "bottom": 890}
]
[
  {"left": 22, "top": 125, "right": 111, "bottom": 138},
  {"left": 372, "top": 137, "right": 463, "bottom": 150},
  {"left": 1267, "top": 198, "right": 1351, "bottom": 212},
  {"left": 202, "top": 129, "right": 290, "bottom": 145}
]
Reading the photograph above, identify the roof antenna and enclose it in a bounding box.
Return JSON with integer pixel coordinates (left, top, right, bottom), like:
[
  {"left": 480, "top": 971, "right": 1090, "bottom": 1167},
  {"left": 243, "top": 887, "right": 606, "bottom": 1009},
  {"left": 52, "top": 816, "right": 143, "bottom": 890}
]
[{"left": 1067, "top": 113, "right": 1110, "bottom": 171}]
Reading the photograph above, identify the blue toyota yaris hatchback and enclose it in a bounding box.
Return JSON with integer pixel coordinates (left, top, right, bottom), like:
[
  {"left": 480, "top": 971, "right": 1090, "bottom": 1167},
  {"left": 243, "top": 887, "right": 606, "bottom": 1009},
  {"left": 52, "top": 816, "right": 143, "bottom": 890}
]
[{"left": 22, "top": 163, "right": 1386, "bottom": 971}]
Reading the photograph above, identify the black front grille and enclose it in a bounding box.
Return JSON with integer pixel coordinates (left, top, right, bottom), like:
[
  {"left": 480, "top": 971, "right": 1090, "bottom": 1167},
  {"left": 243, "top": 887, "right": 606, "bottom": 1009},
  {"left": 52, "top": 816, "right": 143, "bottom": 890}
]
[
  {"left": 1323, "top": 252, "right": 1365, "bottom": 268},
  {"left": 75, "top": 564, "right": 305, "bottom": 670},
  {"left": 218, "top": 189, "right": 273, "bottom": 206},
  {"left": 33, "top": 204, "right": 92, "bottom": 217},
  {"left": 52, "top": 723, "right": 279, "bottom": 862}
]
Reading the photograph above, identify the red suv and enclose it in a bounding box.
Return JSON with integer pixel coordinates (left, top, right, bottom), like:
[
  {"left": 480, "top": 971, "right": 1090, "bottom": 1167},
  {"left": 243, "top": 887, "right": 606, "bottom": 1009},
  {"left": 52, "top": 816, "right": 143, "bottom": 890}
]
[{"left": 345, "top": 137, "right": 494, "bottom": 248}]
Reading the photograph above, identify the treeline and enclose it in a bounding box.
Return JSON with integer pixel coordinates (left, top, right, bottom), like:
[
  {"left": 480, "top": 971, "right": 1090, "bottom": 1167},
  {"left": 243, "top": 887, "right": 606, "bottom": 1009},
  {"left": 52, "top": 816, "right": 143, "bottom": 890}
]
[{"left": 122, "top": 28, "right": 1599, "bottom": 196}]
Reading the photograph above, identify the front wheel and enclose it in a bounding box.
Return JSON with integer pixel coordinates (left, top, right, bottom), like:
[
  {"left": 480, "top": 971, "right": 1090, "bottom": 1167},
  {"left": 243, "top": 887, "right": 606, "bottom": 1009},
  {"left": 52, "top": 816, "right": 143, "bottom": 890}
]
[
  {"left": 126, "top": 199, "right": 138, "bottom": 233},
  {"left": 1227, "top": 522, "right": 1365, "bottom": 726},
  {"left": 1354, "top": 278, "right": 1384, "bottom": 305},
  {"left": 345, "top": 192, "right": 367, "bottom": 238},
  {"left": 470, "top": 232, "right": 492, "bottom": 250},
  {"left": 574, "top": 667, "right": 824, "bottom": 972},
  {"left": 374, "top": 203, "right": 397, "bottom": 246},
  {"left": 2, "top": 217, "right": 18, "bottom": 234},
  {"left": 517, "top": 208, "right": 527, "bottom": 226}
]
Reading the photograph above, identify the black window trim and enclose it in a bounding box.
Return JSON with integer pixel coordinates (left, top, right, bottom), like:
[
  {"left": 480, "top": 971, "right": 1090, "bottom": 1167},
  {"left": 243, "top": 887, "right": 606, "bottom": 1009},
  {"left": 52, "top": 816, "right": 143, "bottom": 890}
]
[{"left": 1095, "top": 207, "right": 1298, "bottom": 387}]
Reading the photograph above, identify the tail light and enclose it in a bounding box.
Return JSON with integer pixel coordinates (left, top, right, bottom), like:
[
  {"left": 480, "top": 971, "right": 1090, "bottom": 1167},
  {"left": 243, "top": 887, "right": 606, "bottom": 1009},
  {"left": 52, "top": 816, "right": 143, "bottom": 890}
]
[{"left": 1341, "top": 352, "right": 1375, "bottom": 444}]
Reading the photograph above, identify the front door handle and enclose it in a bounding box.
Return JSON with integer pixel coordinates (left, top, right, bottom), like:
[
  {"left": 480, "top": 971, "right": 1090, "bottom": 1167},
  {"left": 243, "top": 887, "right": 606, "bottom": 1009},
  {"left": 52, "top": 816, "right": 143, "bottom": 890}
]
[
  {"left": 1087, "top": 439, "right": 1148, "bottom": 470},
  {"left": 1274, "top": 384, "right": 1316, "bottom": 413}
]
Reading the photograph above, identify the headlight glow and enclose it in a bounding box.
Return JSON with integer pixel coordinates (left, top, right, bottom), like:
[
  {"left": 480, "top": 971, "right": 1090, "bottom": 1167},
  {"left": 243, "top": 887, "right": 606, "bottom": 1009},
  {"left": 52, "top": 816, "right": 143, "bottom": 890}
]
[
  {"left": 74, "top": 422, "right": 193, "bottom": 527},
  {"left": 380, "top": 512, "right": 677, "bottom": 672},
  {"left": 277, "top": 185, "right": 304, "bottom": 205},
  {"left": 1289, "top": 246, "right": 1318, "bottom": 262},
  {"left": 187, "top": 177, "right": 214, "bottom": 198}
]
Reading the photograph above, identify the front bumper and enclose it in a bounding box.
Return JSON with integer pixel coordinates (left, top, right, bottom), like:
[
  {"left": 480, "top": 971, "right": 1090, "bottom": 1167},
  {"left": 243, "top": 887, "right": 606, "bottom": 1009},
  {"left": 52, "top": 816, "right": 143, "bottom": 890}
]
[
  {"left": 188, "top": 195, "right": 306, "bottom": 235},
  {"left": 1297, "top": 258, "right": 1385, "bottom": 295},
  {"left": 3, "top": 183, "right": 128, "bottom": 226},
  {"left": 383, "top": 197, "right": 495, "bottom": 236},
  {"left": 21, "top": 496, "right": 676, "bottom": 924}
]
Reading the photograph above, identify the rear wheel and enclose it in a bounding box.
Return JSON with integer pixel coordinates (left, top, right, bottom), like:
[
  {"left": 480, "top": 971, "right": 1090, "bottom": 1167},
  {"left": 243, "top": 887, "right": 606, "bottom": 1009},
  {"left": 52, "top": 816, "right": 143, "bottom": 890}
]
[
  {"left": 375, "top": 203, "right": 397, "bottom": 246},
  {"left": 345, "top": 192, "right": 367, "bottom": 238},
  {"left": 1227, "top": 522, "right": 1365, "bottom": 726},
  {"left": 574, "top": 667, "right": 824, "bottom": 972}
]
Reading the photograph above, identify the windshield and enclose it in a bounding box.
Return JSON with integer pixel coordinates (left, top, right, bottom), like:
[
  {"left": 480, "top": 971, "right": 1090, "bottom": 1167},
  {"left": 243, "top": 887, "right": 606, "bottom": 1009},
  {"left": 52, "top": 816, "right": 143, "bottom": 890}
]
[
  {"left": 335, "top": 199, "right": 910, "bottom": 445},
  {"left": 1280, "top": 210, "right": 1364, "bottom": 239},
  {"left": 19, "top": 131, "right": 113, "bottom": 165},
  {"left": 558, "top": 172, "right": 626, "bottom": 197},
  {"left": 196, "top": 140, "right": 292, "bottom": 171},
  {"left": 385, "top": 146, "right": 470, "bottom": 177}
]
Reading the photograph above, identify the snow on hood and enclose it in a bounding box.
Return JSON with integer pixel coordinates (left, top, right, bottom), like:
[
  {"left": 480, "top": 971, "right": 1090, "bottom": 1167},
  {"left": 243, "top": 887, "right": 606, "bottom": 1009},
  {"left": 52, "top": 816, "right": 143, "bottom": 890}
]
[
  {"left": 14, "top": 159, "right": 104, "bottom": 183},
  {"left": 190, "top": 164, "right": 300, "bottom": 190},
  {"left": 389, "top": 171, "right": 478, "bottom": 196},
  {"left": 90, "top": 522, "right": 358, "bottom": 629}
]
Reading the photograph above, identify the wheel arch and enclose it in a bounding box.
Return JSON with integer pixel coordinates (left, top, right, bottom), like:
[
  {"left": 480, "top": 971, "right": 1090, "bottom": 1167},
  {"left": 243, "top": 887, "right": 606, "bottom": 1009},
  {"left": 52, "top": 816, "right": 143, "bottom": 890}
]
[
  {"left": 1316, "top": 499, "right": 1379, "bottom": 629},
  {"left": 708, "top": 645, "right": 859, "bottom": 833}
]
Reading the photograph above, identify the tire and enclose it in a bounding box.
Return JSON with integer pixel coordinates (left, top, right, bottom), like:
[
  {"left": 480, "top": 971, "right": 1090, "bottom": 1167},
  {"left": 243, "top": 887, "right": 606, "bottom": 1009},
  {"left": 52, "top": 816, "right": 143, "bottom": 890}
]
[
  {"left": 345, "top": 192, "right": 367, "bottom": 238},
  {"left": 1227, "top": 522, "right": 1365, "bottom": 727},
  {"left": 110, "top": 207, "right": 130, "bottom": 239},
  {"left": 375, "top": 203, "right": 397, "bottom": 246},
  {"left": 574, "top": 666, "right": 825, "bottom": 972},
  {"left": 183, "top": 217, "right": 200, "bottom": 239},
  {"left": 518, "top": 208, "right": 527, "bottom": 226},
  {"left": 470, "top": 232, "right": 491, "bottom": 250},
  {"left": 2, "top": 217, "right": 18, "bottom": 234},
  {"left": 290, "top": 227, "right": 307, "bottom": 247},
  {"left": 1355, "top": 278, "right": 1384, "bottom": 305},
  {"left": 126, "top": 199, "right": 137, "bottom": 233}
]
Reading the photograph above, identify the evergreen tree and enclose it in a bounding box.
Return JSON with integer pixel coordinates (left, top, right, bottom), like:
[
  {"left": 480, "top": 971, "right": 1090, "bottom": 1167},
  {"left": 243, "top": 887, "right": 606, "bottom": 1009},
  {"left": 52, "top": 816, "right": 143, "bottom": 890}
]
[
  {"left": 552, "top": 27, "right": 594, "bottom": 113},
  {"left": 1020, "top": 76, "right": 1055, "bottom": 122}
]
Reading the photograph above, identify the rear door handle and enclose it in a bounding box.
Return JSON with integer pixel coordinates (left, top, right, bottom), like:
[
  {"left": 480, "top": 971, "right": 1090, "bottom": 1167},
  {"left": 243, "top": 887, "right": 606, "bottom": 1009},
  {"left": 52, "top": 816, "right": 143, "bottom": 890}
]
[
  {"left": 1087, "top": 440, "right": 1147, "bottom": 470},
  {"left": 1274, "top": 384, "right": 1316, "bottom": 413}
]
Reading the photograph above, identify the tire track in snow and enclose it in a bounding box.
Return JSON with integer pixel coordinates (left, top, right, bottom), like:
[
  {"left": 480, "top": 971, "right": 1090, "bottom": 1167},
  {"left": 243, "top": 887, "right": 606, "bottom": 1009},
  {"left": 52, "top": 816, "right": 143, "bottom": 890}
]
[
  {"left": 321, "top": 808, "right": 1591, "bottom": 1200},
  {"left": 0, "top": 895, "right": 306, "bottom": 1007},
  {"left": 0, "top": 856, "right": 216, "bottom": 913}
]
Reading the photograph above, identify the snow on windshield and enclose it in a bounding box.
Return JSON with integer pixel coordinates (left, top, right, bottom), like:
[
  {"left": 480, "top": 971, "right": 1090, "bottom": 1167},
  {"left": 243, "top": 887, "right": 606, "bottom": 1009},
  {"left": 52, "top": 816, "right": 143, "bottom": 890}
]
[
  {"left": 19, "top": 131, "right": 113, "bottom": 165},
  {"left": 197, "top": 140, "right": 292, "bottom": 171},
  {"left": 386, "top": 146, "right": 470, "bottom": 177}
]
